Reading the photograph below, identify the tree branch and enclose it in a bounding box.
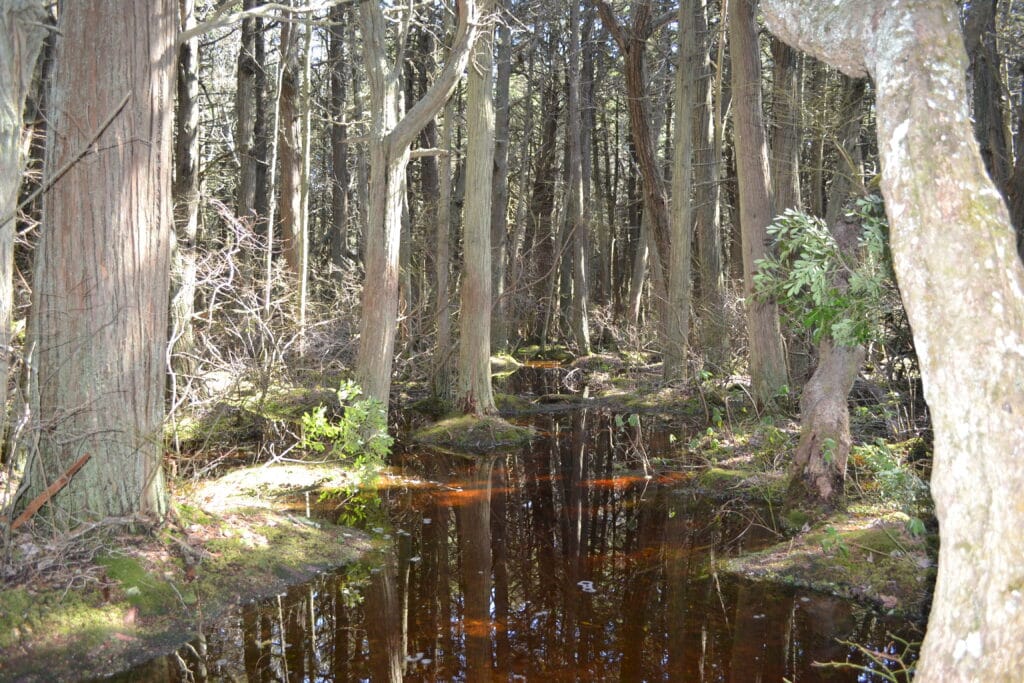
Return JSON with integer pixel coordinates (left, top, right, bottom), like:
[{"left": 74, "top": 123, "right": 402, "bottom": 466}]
[
  {"left": 760, "top": 0, "right": 872, "bottom": 78},
  {"left": 390, "top": 0, "right": 480, "bottom": 152}
]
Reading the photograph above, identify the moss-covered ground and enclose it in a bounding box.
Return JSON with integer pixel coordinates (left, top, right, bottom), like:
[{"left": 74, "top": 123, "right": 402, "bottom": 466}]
[{"left": 0, "top": 463, "right": 373, "bottom": 682}]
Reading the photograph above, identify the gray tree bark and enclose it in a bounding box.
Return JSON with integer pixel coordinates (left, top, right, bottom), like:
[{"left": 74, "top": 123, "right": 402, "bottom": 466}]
[
  {"left": 764, "top": 0, "right": 1024, "bottom": 678},
  {"left": 26, "top": 0, "right": 175, "bottom": 522},
  {"left": 729, "top": 0, "right": 788, "bottom": 407},
  {"left": 0, "top": 0, "right": 47, "bottom": 449}
]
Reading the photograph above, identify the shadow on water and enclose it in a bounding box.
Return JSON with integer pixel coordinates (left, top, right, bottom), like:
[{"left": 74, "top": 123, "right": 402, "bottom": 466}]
[{"left": 128, "top": 408, "right": 919, "bottom": 681}]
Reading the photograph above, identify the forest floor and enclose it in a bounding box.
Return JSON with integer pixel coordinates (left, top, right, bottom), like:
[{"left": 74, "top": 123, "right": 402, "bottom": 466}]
[{"left": 0, "top": 347, "right": 936, "bottom": 679}]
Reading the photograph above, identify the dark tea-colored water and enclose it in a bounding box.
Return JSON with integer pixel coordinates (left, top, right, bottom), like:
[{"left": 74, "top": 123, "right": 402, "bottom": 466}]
[{"left": 131, "top": 408, "right": 920, "bottom": 681}]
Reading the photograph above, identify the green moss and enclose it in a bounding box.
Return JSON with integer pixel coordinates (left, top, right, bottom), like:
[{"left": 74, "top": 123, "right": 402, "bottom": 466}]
[
  {"left": 411, "top": 415, "right": 536, "bottom": 453},
  {"left": 494, "top": 393, "right": 532, "bottom": 413},
  {"left": 98, "top": 555, "right": 183, "bottom": 617},
  {"left": 725, "top": 515, "right": 935, "bottom": 618}
]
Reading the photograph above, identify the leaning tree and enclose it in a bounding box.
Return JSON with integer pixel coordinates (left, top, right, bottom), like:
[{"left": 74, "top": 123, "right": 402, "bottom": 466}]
[{"left": 763, "top": 0, "right": 1024, "bottom": 679}]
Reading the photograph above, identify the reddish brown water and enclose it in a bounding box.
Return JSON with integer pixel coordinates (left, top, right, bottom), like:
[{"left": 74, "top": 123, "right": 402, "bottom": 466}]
[{"left": 131, "top": 409, "right": 921, "bottom": 681}]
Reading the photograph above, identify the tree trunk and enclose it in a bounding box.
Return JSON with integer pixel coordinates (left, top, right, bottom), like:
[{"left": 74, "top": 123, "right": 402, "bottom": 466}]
[
  {"left": 693, "top": 0, "right": 728, "bottom": 370},
  {"left": 567, "top": 1, "right": 591, "bottom": 355},
  {"left": 328, "top": 3, "right": 350, "bottom": 275},
  {"left": 26, "top": 0, "right": 174, "bottom": 522},
  {"left": 171, "top": 0, "right": 200, "bottom": 381},
  {"left": 490, "top": 13, "right": 512, "bottom": 352},
  {"left": 432, "top": 96, "right": 455, "bottom": 402},
  {"left": 277, "top": 14, "right": 303, "bottom": 277},
  {"left": 457, "top": 0, "right": 497, "bottom": 416},
  {"left": 764, "top": 1, "right": 1024, "bottom": 678},
  {"left": 789, "top": 214, "right": 865, "bottom": 508},
  {"left": 664, "top": 0, "right": 697, "bottom": 381},
  {"left": 0, "top": 0, "right": 47, "bottom": 448},
  {"left": 769, "top": 37, "right": 802, "bottom": 212},
  {"left": 730, "top": 0, "right": 788, "bottom": 408},
  {"left": 356, "top": 0, "right": 478, "bottom": 408},
  {"left": 595, "top": 0, "right": 670, "bottom": 308},
  {"left": 235, "top": 0, "right": 260, "bottom": 219}
]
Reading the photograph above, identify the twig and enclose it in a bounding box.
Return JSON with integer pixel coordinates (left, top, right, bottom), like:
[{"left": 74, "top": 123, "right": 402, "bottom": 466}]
[{"left": 9, "top": 453, "right": 91, "bottom": 530}]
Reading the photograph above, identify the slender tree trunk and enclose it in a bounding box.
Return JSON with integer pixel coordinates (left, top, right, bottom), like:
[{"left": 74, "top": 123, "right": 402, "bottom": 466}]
[
  {"left": 433, "top": 97, "right": 455, "bottom": 401},
  {"left": 171, "top": 0, "right": 200, "bottom": 381},
  {"left": 329, "top": 3, "right": 350, "bottom": 274},
  {"left": 567, "top": 1, "right": 591, "bottom": 355},
  {"left": 236, "top": 0, "right": 260, "bottom": 219},
  {"left": 693, "top": 0, "right": 728, "bottom": 369},
  {"left": 0, "top": 0, "right": 47, "bottom": 448},
  {"left": 664, "top": 0, "right": 697, "bottom": 381},
  {"left": 765, "top": 1, "right": 1024, "bottom": 678},
  {"left": 730, "top": 0, "right": 788, "bottom": 407},
  {"left": 26, "top": 0, "right": 174, "bottom": 522},
  {"left": 457, "top": 0, "right": 497, "bottom": 415},
  {"left": 356, "top": 0, "right": 478, "bottom": 408},
  {"left": 490, "top": 12, "right": 512, "bottom": 352},
  {"left": 277, "top": 14, "right": 303, "bottom": 277}
]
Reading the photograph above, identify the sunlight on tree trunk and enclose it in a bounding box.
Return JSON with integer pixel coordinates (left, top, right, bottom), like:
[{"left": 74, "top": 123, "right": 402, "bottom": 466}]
[
  {"left": 26, "top": 0, "right": 175, "bottom": 522},
  {"left": 457, "top": 0, "right": 497, "bottom": 416},
  {"left": 729, "top": 0, "right": 788, "bottom": 408}
]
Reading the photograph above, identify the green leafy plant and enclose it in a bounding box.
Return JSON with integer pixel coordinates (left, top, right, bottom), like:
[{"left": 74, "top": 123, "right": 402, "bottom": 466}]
[
  {"left": 853, "top": 439, "right": 930, "bottom": 517},
  {"left": 821, "top": 525, "right": 850, "bottom": 558},
  {"left": 301, "top": 380, "right": 393, "bottom": 482},
  {"left": 754, "top": 195, "right": 895, "bottom": 348}
]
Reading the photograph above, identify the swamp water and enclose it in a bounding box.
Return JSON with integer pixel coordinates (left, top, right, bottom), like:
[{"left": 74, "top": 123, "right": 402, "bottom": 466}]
[{"left": 127, "top": 407, "right": 920, "bottom": 682}]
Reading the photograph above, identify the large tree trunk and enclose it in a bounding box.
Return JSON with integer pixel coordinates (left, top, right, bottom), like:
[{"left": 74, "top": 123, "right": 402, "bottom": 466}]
[
  {"left": 730, "top": 0, "right": 788, "bottom": 407},
  {"left": 171, "top": 0, "right": 200, "bottom": 381},
  {"left": 0, "top": 0, "right": 47, "bottom": 448},
  {"left": 764, "top": 1, "right": 1024, "bottom": 678},
  {"left": 456, "top": 0, "right": 497, "bottom": 416},
  {"left": 663, "top": 0, "right": 696, "bottom": 381},
  {"left": 356, "top": 0, "right": 478, "bottom": 409},
  {"left": 26, "top": 0, "right": 174, "bottom": 522}
]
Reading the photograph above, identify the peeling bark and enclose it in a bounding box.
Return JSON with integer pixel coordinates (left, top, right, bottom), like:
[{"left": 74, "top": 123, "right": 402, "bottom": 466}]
[{"left": 764, "top": 0, "right": 1024, "bottom": 678}]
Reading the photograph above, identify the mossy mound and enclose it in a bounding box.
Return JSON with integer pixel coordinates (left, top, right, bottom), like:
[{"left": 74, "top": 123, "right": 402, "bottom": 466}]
[
  {"left": 494, "top": 393, "right": 533, "bottom": 413},
  {"left": 411, "top": 414, "right": 536, "bottom": 453},
  {"left": 723, "top": 512, "right": 935, "bottom": 618},
  {"left": 0, "top": 463, "right": 373, "bottom": 682}
]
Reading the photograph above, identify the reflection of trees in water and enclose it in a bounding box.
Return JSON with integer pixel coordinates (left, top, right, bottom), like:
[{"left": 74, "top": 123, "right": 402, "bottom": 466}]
[{"left": 157, "top": 409, "right": 916, "bottom": 681}]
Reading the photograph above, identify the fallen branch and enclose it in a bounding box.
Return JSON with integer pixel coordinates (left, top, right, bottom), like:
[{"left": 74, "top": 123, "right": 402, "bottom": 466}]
[{"left": 10, "top": 453, "right": 91, "bottom": 530}]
